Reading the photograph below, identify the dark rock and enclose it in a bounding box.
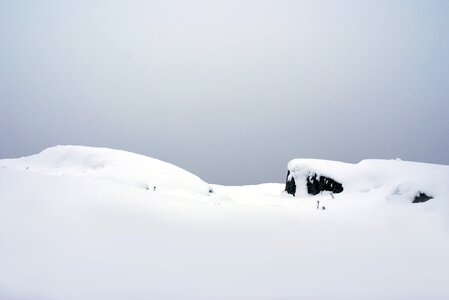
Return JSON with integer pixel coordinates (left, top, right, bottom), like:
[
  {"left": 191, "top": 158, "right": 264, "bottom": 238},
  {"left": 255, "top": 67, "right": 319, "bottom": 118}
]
[
  {"left": 412, "top": 192, "right": 433, "bottom": 203},
  {"left": 285, "top": 170, "right": 343, "bottom": 197},
  {"left": 306, "top": 173, "right": 344, "bottom": 195},
  {"left": 285, "top": 170, "right": 296, "bottom": 196}
]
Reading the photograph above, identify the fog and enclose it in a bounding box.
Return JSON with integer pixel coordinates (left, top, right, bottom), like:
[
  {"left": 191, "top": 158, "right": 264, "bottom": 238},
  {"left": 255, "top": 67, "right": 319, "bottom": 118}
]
[{"left": 1, "top": 0, "right": 448, "bottom": 184}]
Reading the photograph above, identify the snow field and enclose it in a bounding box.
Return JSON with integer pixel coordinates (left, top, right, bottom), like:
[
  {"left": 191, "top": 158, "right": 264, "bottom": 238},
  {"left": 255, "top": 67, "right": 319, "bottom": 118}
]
[{"left": 1, "top": 146, "right": 449, "bottom": 300}]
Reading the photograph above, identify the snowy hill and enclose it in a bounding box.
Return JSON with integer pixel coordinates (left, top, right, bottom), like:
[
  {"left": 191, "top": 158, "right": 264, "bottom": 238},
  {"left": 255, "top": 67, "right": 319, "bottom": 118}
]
[
  {"left": 0, "top": 145, "right": 212, "bottom": 196},
  {"left": 1, "top": 147, "right": 449, "bottom": 300}
]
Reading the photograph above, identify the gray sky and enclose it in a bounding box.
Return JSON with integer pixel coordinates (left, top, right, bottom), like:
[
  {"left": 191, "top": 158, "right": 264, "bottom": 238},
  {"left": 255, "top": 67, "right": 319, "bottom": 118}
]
[{"left": 1, "top": 0, "right": 448, "bottom": 185}]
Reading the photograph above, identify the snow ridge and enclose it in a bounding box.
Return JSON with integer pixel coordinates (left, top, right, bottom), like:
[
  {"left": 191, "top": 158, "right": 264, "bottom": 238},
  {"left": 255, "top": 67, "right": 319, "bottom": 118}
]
[{"left": 0, "top": 145, "right": 211, "bottom": 196}]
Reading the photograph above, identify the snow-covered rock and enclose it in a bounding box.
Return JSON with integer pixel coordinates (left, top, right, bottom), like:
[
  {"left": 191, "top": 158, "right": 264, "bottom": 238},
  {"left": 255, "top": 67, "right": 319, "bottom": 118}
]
[
  {"left": 0, "top": 145, "right": 212, "bottom": 196},
  {"left": 286, "top": 158, "right": 449, "bottom": 202}
]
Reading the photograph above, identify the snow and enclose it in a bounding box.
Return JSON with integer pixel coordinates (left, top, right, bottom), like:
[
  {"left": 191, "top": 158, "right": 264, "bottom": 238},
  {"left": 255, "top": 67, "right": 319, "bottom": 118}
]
[
  {"left": 0, "top": 145, "right": 212, "bottom": 196},
  {"left": 1, "top": 147, "right": 449, "bottom": 300}
]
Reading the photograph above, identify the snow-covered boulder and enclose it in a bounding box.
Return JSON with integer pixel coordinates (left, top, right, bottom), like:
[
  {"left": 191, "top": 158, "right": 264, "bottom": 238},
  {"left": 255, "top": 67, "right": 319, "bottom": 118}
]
[
  {"left": 285, "top": 158, "right": 449, "bottom": 202},
  {"left": 0, "top": 145, "right": 212, "bottom": 196}
]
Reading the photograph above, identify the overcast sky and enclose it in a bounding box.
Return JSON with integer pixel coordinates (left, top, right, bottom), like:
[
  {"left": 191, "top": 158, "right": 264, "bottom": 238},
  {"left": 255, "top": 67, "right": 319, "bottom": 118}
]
[{"left": 1, "top": 0, "right": 448, "bottom": 185}]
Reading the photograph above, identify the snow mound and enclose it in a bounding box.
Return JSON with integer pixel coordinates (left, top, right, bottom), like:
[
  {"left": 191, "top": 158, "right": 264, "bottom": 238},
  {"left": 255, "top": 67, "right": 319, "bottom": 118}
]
[
  {"left": 287, "top": 158, "right": 449, "bottom": 201},
  {"left": 0, "top": 145, "right": 211, "bottom": 195}
]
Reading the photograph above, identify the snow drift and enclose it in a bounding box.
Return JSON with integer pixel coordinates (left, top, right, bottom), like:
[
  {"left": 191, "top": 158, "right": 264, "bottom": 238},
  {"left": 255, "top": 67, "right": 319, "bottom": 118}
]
[
  {"left": 0, "top": 145, "right": 212, "bottom": 196},
  {"left": 285, "top": 158, "right": 449, "bottom": 202}
]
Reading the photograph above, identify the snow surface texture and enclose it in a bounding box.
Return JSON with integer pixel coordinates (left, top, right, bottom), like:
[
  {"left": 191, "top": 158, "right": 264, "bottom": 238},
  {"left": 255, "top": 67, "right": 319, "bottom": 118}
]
[{"left": 1, "top": 146, "right": 449, "bottom": 300}]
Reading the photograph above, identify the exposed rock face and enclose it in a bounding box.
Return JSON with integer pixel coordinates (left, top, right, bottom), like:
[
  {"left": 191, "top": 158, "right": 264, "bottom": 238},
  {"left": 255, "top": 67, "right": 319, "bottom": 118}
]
[
  {"left": 285, "top": 170, "right": 296, "bottom": 196},
  {"left": 306, "top": 173, "right": 344, "bottom": 195},
  {"left": 284, "top": 170, "right": 343, "bottom": 197},
  {"left": 412, "top": 192, "right": 433, "bottom": 203}
]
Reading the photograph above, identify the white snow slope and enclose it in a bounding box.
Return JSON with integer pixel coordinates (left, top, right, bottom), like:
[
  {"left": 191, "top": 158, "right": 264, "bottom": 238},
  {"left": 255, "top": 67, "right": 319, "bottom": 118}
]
[
  {"left": 0, "top": 145, "right": 212, "bottom": 196},
  {"left": 1, "top": 146, "right": 449, "bottom": 300}
]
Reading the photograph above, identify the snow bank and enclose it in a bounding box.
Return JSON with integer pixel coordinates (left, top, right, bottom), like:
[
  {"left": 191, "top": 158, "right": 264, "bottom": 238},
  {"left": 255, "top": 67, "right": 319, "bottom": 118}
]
[
  {"left": 0, "top": 145, "right": 212, "bottom": 196},
  {"left": 286, "top": 158, "right": 449, "bottom": 201}
]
